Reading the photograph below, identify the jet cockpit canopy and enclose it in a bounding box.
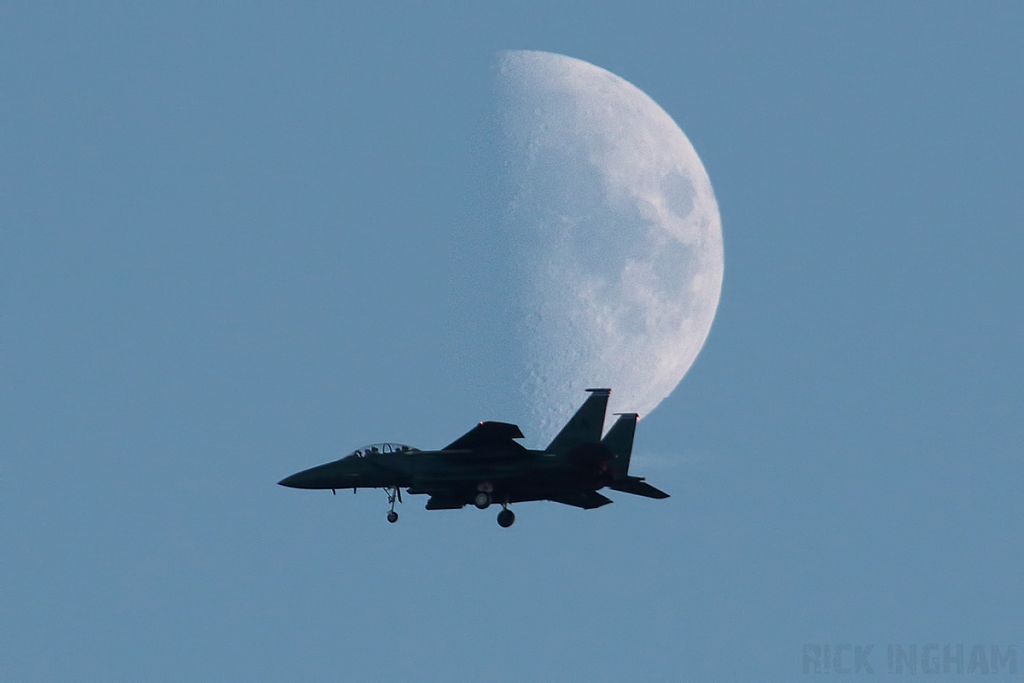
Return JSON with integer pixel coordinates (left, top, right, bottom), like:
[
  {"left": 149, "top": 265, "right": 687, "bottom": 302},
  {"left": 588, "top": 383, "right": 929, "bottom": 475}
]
[{"left": 345, "top": 442, "right": 417, "bottom": 458}]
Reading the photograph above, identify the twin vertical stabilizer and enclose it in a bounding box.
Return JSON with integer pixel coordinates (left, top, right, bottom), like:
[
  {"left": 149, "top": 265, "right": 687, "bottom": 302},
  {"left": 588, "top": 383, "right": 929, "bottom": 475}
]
[
  {"left": 544, "top": 391, "right": 666, "bottom": 499},
  {"left": 602, "top": 412, "right": 638, "bottom": 477},
  {"left": 545, "top": 388, "right": 610, "bottom": 455},
  {"left": 544, "top": 390, "right": 639, "bottom": 478},
  {"left": 602, "top": 411, "right": 669, "bottom": 499}
]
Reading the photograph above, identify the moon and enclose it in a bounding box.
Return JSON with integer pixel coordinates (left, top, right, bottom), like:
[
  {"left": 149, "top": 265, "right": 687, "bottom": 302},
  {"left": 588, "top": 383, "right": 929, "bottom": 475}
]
[{"left": 495, "top": 50, "right": 724, "bottom": 443}]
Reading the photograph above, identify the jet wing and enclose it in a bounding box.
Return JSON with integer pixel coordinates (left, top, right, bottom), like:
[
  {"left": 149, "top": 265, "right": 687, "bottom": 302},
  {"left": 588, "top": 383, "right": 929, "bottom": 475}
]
[
  {"left": 443, "top": 421, "right": 525, "bottom": 451},
  {"left": 546, "top": 490, "right": 613, "bottom": 509}
]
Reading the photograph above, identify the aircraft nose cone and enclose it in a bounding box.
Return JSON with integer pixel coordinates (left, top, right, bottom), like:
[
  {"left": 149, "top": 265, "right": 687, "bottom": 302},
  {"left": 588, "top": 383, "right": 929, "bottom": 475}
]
[
  {"left": 278, "top": 460, "right": 360, "bottom": 489},
  {"left": 278, "top": 472, "right": 309, "bottom": 488},
  {"left": 278, "top": 468, "right": 325, "bottom": 489},
  {"left": 278, "top": 466, "right": 333, "bottom": 489}
]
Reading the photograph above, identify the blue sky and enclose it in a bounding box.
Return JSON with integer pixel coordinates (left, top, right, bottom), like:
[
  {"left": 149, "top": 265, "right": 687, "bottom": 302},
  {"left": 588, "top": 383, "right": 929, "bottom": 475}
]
[{"left": 1, "top": 3, "right": 1022, "bottom": 681}]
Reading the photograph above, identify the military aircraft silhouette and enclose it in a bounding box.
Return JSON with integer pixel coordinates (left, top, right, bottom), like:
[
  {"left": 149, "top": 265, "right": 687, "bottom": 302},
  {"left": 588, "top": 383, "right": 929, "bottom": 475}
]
[{"left": 278, "top": 388, "right": 668, "bottom": 527}]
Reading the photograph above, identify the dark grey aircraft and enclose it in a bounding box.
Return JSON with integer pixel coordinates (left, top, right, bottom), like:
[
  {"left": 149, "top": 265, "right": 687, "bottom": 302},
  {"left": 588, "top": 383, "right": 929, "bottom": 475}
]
[{"left": 278, "top": 388, "right": 668, "bottom": 527}]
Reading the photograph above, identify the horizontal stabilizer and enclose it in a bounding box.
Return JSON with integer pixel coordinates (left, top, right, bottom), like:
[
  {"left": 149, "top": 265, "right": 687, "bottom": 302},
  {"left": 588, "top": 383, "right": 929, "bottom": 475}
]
[
  {"left": 547, "top": 490, "right": 613, "bottom": 509},
  {"left": 607, "top": 478, "right": 669, "bottom": 499},
  {"left": 444, "top": 421, "right": 524, "bottom": 451}
]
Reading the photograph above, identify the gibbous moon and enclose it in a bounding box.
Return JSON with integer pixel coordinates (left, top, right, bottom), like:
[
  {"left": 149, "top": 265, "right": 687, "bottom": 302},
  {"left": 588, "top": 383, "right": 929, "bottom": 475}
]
[{"left": 496, "top": 50, "right": 724, "bottom": 443}]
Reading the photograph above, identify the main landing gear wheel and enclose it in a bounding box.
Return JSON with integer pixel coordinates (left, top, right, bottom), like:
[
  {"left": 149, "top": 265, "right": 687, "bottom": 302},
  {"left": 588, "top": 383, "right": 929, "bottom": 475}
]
[
  {"left": 474, "top": 492, "right": 492, "bottom": 510},
  {"left": 497, "top": 508, "right": 515, "bottom": 528},
  {"left": 387, "top": 510, "right": 399, "bottom": 524}
]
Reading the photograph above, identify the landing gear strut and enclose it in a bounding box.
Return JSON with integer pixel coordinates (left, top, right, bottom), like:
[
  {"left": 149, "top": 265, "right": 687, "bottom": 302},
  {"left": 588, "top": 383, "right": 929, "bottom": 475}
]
[
  {"left": 385, "top": 486, "right": 402, "bottom": 523},
  {"left": 496, "top": 502, "right": 515, "bottom": 528}
]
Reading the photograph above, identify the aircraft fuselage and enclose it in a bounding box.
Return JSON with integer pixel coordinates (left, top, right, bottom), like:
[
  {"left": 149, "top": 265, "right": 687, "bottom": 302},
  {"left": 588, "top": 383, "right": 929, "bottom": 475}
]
[{"left": 278, "top": 442, "right": 612, "bottom": 509}]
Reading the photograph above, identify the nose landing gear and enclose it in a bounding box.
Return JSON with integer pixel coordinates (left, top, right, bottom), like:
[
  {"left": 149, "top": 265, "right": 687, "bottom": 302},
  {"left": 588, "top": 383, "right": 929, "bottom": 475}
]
[{"left": 385, "top": 487, "right": 402, "bottom": 523}]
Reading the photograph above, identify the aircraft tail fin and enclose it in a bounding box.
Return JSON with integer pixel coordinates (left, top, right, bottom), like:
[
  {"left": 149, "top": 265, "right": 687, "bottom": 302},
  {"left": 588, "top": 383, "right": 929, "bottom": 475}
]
[
  {"left": 602, "top": 412, "right": 638, "bottom": 476},
  {"left": 545, "top": 388, "right": 610, "bottom": 455},
  {"left": 600, "top": 411, "right": 671, "bottom": 500}
]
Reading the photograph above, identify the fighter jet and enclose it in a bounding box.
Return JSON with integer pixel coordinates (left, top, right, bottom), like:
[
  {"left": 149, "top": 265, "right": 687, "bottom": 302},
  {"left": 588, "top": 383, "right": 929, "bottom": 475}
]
[{"left": 278, "top": 388, "right": 668, "bottom": 527}]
